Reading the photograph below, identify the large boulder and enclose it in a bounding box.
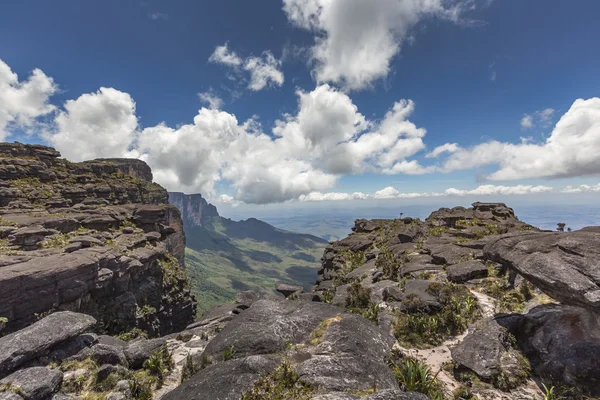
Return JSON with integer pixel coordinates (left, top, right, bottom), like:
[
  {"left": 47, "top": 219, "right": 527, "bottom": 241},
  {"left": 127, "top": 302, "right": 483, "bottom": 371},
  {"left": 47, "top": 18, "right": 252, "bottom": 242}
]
[
  {"left": 168, "top": 299, "right": 399, "bottom": 398},
  {"left": 0, "top": 367, "right": 62, "bottom": 400},
  {"left": 0, "top": 312, "right": 96, "bottom": 378},
  {"left": 451, "top": 317, "right": 529, "bottom": 389},
  {"left": 164, "top": 355, "right": 281, "bottom": 400},
  {"left": 485, "top": 230, "right": 600, "bottom": 311},
  {"left": 446, "top": 260, "right": 488, "bottom": 283},
  {"left": 507, "top": 304, "right": 600, "bottom": 396},
  {"left": 123, "top": 338, "right": 167, "bottom": 369}
]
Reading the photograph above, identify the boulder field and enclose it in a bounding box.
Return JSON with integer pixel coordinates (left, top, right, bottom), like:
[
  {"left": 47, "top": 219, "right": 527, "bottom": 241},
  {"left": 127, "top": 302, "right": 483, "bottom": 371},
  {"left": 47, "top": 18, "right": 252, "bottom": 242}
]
[{"left": 1, "top": 143, "right": 599, "bottom": 400}]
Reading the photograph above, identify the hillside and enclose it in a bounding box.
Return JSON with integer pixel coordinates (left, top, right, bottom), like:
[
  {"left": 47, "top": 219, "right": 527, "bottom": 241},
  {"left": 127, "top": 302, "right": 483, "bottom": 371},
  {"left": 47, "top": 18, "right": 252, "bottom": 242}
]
[{"left": 169, "top": 193, "right": 328, "bottom": 314}]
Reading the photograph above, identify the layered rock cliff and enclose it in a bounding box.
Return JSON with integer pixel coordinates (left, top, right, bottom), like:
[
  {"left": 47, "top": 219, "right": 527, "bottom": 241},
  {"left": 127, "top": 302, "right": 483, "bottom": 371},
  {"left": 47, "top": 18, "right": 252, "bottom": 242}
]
[
  {"left": 167, "top": 192, "right": 219, "bottom": 229},
  {"left": 0, "top": 143, "right": 195, "bottom": 337}
]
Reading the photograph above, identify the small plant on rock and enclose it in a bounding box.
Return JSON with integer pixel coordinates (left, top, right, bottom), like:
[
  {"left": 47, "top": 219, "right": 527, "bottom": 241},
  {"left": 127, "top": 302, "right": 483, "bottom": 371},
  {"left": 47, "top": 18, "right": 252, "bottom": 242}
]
[
  {"left": 143, "top": 344, "right": 174, "bottom": 388},
  {"left": 241, "top": 361, "right": 314, "bottom": 400},
  {"left": 181, "top": 354, "right": 199, "bottom": 383},
  {"left": 224, "top": 345, "right": 235, "bottom": 361},
  {"left": 389, "top": 357, "right": 444, "bottom": 400},
  {"left": 452, "top": 384, "right": 476, "bottom": 400}
]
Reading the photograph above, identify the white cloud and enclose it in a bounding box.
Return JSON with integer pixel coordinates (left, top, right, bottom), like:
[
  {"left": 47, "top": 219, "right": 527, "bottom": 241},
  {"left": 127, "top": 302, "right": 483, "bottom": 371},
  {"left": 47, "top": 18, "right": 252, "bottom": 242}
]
[
  {"left": 209, "top": 44, "right": 242, "bottom": 66},
  {"left": 299, "top": 191, "right": 368, "bottom": 201},
  {"left": 297, "top": 184, "right": 552, "bottom": 202},
  {"left": 521, "top": 108, "right": 555, "bottom": 129},
  {"left": 282, "top": 0, "right": 475, "bottom": 90},
  {"left": 198, "top": 91, "right": 223, "bottom": 109},
  {"left": 561, "top": 184, "right": 600, "bottom": 193},
  {"left": 43, "top": 82, "right": 432, "bottom": 204},
  {"left": 149, "top": 12, "right": 169, "bottom": 21},
  {"left": 426, "top": 143, "right": 459, "bottom": 158},
  {"left": 521, "top": 114, "right": 533, "bottom": 128},
  {"left": 438, "top": 98, "right": 600, "bottom": 180},
  {"left": 209, "top": 44, "right": 284, "bottom": 91},
  {"left": 48, "top": 87, "right": 138, "bottom": 162},
  {"left": 244, "top": 51, "right": 285, "bottom": 91},
  {"left": 217, "top": 194, "right": 242, "bottom": 206},
  {"left": 443, "top": 184, "right": 553, "bottom": 196},
  {"left": 0, "top": 59, "right": 58, "bottom": 140}
]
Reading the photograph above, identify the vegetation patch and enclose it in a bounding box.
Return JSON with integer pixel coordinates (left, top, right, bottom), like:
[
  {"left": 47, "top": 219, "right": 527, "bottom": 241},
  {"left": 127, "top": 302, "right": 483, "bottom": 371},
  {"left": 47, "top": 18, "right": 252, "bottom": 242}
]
[
  {"left": 241, "top": 361, "right": 314, "bottom": 400},
  {"left": 345, "top": 281, "right": 379, "bottom": 324},
  {"left": 452, "top": 384, "right": 476, "bottom": 400},
  {"left": 394, "top": 282, "right": 481, "bottom": 348},
  {"left": 224, "top": 345, "right": 235, "bottom": 361},
  {"left": 159, "top": 253, "right": 192, "bottom": 303},
  {"left": 479, "top": 276, "right": 534, "bottom": 314},
  {"left": 428, "top": 226, "right": 448, "bottom": 237},
  {"left": 143, "top": 344, "right": 174, "bottom": 388},
  {"left": 388, "top": 356, "right": 444, "bottom": 400},
  {"left": 181, "top": 354, "right": 199, "bottom": 383},
  {"left": 0, "top": 217, "right": 18, "bottom": 227},
  {"left": 375, "top": 245, "right": 405, "bottom": 281},
  {"left": 309, "top": 315, "right": 342, "bottom": 346},
  {"left": 318, "top": 289, "right": 335, "bottom": 304},
  {"left": 116, "top": 328, "right": 148, "bottom": 342}
]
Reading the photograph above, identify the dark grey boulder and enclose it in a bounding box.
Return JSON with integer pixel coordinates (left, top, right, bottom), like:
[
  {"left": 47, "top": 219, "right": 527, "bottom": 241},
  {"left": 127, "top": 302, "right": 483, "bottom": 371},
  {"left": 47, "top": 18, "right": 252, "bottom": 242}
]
[
  {"left": 484, "top": 231, "right": 600, "bottom": 310},
  {"left": 78, "top": 343, "right": 128, "bottom": 366},
  {"left": 0, "top": 367, "right": 62, "bottom": 400},
  {"left": 401, "top": 280, "right": 440, "bottom": 311},
  {"left": 397, "top": 224, "right": 426, "bottom": 244},
  {"left": 508, "top": 304, "right": 600, "bottom": 396},
  {"left": 366, "top": 391, "right": 429, "bottom": 400},
  {"left": 163, "top": 355, "right": 281, "bottom": 400},
  {"left": 96, "top": 335, "right": 126, "bottom": 348},
  {"left": 202, "top": 300, "right": 344, "bottom": 361},
  {"left": 275, "top": 283, "right": 303, "bottom": 298},
  {"left": 234, "top": 291, "right": 261, "bottom": 309},
  {"left": 296, "top": 314, "right": 398, "bottom": 392},
  {"left": 451, "top": 317, "right": 524, "bottom": 382},
  {"left": 0, "top": 312, "right": 96, "bottom": 378},
  {"left": 446, "top": 260, "right": 488, "bottom": 283},
  {"left": 429, "top": 244, "right": 480, "bottom": 265},
  {"left": 46, "top": 333, "right": 98, "bottom": 363},
  {"left": 123, "top": 338, "right": 166, "bottom": 369}
]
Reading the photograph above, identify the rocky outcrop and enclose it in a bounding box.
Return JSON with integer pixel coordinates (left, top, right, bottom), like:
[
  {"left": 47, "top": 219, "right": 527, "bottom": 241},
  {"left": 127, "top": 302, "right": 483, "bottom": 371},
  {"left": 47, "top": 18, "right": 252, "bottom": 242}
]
[
  {"left": 505, "top": 304, "right": 600, "bottom": 396},
  {"left": 165, "top": 299, "right": 410, "bottom": 400},
  {"left": 167, "top": 192, "right": 219, "bottom": 228},
  {"left": 485, "top": 230, "right": 600, "bottom": 311},
  {"left": 0, "top": 143, "right": 195, "bottom": 335},
  {"left": 0, "top": 312, "right": 95, "bottom": 378}
]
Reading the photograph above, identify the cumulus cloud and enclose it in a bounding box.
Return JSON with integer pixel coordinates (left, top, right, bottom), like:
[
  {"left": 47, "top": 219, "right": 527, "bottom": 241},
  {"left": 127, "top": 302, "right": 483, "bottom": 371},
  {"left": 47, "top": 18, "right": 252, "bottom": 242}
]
[
  {"left": 209, "top": 44, "right": 284, "bottom": 91},
  {"left": 198, "top": 91, "right": 223, "bottom": 109},
  {"left": 244, "top": 52, "right": 285, "bottom": 91},
  {"left": 426, "top": 143, "right": 459, "bottom": 158},
  {"left": 41, "top": 79, "right": 431, "bottom": 204},
  {"left": 0, "top": 59, "right": 58, "bottom": 140},
  {"left": 443, "top": 184, "right": 553, "bottom": 196},
  {"left": 299, "top": 191, "right": 368, "bottom": 201},
  {"left": 209, "top": 43, "right": 242, "bottom": 66},
  {"left": 433, "top": 98, "right": 600, "bottom": 180},
  {"left": 521, "top": 108, "right": 555, "bottom": 129},
  {"left": 48, "top": 87, "right": 138, "bottom": 162},
  {"left": 282, "top": 0, "right": 476, "bottom": 90},
  {"left": 561, "top": 184, "right": 600, "bottom": 193}
]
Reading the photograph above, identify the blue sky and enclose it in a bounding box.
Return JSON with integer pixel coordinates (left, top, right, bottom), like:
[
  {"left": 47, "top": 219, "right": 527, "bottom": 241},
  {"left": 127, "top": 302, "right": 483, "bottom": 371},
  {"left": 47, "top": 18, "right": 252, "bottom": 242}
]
[{"left": 1, "top": 0, "right": 600, "bottom": 207}]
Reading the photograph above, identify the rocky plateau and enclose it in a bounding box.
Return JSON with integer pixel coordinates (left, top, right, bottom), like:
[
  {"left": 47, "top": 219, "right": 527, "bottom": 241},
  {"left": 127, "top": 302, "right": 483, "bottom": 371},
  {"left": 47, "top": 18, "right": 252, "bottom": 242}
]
[{"left": 0, "top": 143, "right": 598, "bottom": 400}]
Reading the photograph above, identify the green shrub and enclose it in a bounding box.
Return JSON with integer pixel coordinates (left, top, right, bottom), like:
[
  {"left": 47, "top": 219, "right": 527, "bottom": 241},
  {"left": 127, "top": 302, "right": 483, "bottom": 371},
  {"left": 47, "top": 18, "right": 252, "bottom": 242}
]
[
  {"left": 116, "top": 328, "right": 148, "bottom": 342},
  {"left": 128, "top": 371, "right": 155, "bottom": 400},
  {"left": 428, "top": 226, "right": 448, "bottom": 237},
  {"left": 452, "top": 384, "right": 476, "bottom": 400},
  {"left": 181, "top": 354, "right": 199, "bottom": 383},
  {"left": 394, "top": 283, "right": 481, "bottom": 348},
  {"left": 375, "top": 246, "right": 403, "bottom": 281},
  {"left": 136, "top": 305, "right": 157, "bottom": 318},
  {"left": 143, "top": 344, "right": 174, "bottom": 388},
  {"left": 199, "top": 353, "right": 213, "bottom": 369},
  {"left": 224, "top": 345, "right": 235, "bottom": 361},
  {"left": 319, "top": 289, "right": 335, "bottom": 304},
  {"left": 345, "top": 281, "right": 371, "bottom": 309},
  {"left": 389, "top": 357, "right": 444, "bottom": 400},
  {"left": 241, "top": 361, "right": 314, "bottom": 400}
]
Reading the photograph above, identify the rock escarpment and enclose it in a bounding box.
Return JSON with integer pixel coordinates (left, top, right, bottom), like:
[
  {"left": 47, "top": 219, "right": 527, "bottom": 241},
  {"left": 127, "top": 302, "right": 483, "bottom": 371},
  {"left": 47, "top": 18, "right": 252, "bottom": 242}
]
[
  {"left": 0, "top": 143, "right": 195, "bottom": 336},
  {"left": 313, "top": 202, "right": 600, "bottom": 399},
  {"left": 167, "top": 192, "right": 219, "bottom": 229}
]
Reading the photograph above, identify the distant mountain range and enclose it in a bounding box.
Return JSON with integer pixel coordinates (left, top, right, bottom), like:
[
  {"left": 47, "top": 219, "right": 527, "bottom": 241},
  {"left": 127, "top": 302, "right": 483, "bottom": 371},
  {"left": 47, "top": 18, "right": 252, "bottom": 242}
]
[{"left": 168, "top": 193, "right": 328, "bottom": 314}]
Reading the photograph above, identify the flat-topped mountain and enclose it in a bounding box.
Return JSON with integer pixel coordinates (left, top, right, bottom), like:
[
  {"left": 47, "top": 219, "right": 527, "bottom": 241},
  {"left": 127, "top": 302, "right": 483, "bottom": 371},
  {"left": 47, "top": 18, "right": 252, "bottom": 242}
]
[
  {"left": 0, "top": 142, "right": 195, "bottom": 336},
  {"left": 168, "top": 192, "right": 328, "bottom": 314}
]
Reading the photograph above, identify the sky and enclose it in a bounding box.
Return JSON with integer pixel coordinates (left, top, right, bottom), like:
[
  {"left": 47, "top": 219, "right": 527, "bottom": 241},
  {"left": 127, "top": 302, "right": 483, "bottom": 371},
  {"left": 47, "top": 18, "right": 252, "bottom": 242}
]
[{"left": 1, "top": 0, "right": 600, "bottom": 211}]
